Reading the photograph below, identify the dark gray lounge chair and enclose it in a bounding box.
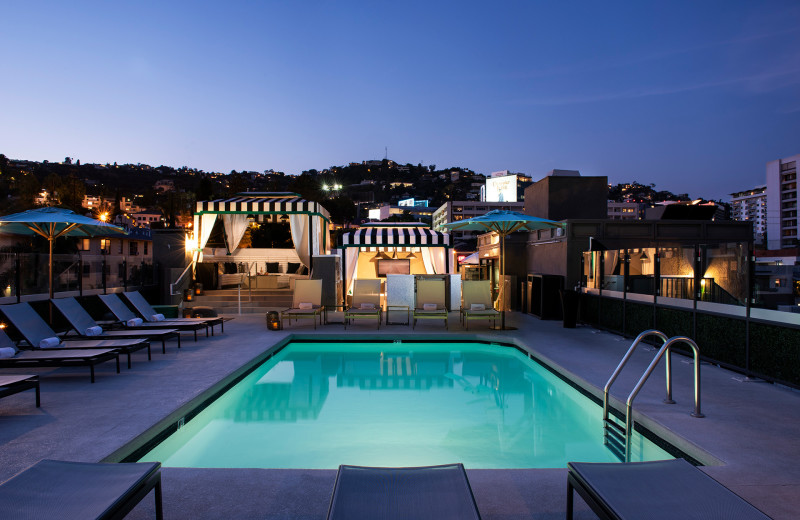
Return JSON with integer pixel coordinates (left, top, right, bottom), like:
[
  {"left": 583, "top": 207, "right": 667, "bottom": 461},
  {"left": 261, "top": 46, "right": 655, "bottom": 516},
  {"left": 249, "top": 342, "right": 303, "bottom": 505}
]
[
  {"left": 1, "top": 302, "right": 146, "bottom": 371},
  {"left": 0, "top": 375, "right": 40, "bottom": 407},
  {"left": 567, "top": 458, "right": 771, "bottom": 520},
  {"left": 0, "top": 459, "right": 162, "bottom": 519},
  {"left": 99, "top": 293, "right": 209, "bottom": 342},
  {"left": 122, "top": 290, "right": 226, "bottom": 334},
  {"left": 52, "top": 297, "right": 180, "bottom": 354},
  {"left": 0, "top": 327, "right": 119, "bottom": 383},
  {"left": 327, "top": 464, "right": 481, "bottom": 520}
]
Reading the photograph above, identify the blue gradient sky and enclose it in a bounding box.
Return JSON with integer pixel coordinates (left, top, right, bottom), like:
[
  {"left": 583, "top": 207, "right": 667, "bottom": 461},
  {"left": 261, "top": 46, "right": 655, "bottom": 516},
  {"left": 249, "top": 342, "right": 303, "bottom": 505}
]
[{"left": 2, "top": 1, "right": 799, "bottom": 200}]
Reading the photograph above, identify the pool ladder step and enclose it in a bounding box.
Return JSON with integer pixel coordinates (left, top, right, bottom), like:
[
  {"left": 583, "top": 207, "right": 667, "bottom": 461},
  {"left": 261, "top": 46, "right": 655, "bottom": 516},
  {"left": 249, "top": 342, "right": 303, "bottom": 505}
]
[{"left": 603, "top": 418, "right": 626, "bottom": 462}]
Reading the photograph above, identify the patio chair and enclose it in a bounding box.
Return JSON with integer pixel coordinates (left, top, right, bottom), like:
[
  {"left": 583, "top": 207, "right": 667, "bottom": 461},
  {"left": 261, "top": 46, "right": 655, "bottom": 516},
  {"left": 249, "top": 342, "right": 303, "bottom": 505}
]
[
  {"left": 460, "top": 280, "right": 499, "bottom": 330},
  {"left": 0, "top": 459, "right": 162, "bottom": 520},
  {"left": 281, "top": 279, "right": 323, "bottom": 329},
  {"left": 567, "top": 458, "right": 771, "bottom": 520},
  {"left": 52, "top": 297, "right": 180, "bottom": 354},
  {"left": 0, "top": 327, "right": 119, "bottom": 384},
  {"left": 122, "top": 290, "right": 226, "bottom": 334},
  {"left": 0, "top": 374, "right": 40, "bottom": 407},
  {"left": 98, "top": 293, "right": 208, "bottom": 342},
  {"left": 413, "top": 279, "right": 448, "bottom": 329},
  {"left": 1, "top": 302, "right": 145, "bottom": 372},
  {"left": 327, "top": 464, "right": 481, "bottom": 520},
  {"left": 344, "top": 279, "right": 382, "bottom": 330}
]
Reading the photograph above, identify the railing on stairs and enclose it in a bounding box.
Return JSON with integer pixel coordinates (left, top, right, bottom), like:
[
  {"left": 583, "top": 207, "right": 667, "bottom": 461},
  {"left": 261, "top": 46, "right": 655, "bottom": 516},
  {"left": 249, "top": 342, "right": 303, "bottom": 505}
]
[{"left": 603, "top": 330, "right": 704, "bottom": 462}]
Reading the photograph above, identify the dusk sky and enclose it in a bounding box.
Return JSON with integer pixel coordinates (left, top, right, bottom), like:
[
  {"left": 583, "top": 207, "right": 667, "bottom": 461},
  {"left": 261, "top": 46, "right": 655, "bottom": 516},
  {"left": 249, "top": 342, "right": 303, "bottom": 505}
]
[{"left": 2, "top": 1, "right": 799, "bottom": 200}]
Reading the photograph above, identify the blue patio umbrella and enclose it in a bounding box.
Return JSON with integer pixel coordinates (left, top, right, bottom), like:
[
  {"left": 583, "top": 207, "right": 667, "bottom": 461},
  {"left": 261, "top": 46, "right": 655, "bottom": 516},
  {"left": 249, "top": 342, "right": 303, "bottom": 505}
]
[
  {"left": 0, "top": 207, "right": 126, "bottom": 299},
  {"left": 442, "top": 210, "right": 564, "bottom": 329}
]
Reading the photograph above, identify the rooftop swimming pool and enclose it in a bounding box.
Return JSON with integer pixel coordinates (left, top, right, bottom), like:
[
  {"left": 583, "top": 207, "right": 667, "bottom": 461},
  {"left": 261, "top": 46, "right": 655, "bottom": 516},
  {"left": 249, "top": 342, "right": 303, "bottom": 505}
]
[{"left": 137, "top": 340, "right": 673, "bottom": 469}]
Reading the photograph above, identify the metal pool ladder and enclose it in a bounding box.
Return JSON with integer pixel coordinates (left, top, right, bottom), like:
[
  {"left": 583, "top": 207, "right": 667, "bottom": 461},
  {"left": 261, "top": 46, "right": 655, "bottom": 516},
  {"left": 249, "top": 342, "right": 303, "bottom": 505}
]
[{"left": 603, "top": 330, "right": 704, "bottom": 462}]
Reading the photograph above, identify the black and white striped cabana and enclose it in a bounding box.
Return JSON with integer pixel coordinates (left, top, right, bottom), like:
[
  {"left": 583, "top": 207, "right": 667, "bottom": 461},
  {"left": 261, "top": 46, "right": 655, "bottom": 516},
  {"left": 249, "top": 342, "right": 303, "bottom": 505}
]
[
  {"left": 193, "top": 192, "right": 330, "bottom": 268},
  {"left": 340, "top": 222, "right": 453, "bottom": 301}
]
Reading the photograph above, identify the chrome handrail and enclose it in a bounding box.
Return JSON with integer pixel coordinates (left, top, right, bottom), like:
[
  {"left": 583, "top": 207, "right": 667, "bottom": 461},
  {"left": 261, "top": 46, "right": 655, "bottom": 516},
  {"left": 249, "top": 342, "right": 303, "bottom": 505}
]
[
  {"left": 623, "top": 336, "right": 704, "bottom": 461},
  {"left": 170, "top": 262, "right": 194, "bottom": 296},
  {"left": 603, "top": 330, "right": 669, "bottom": 423}
]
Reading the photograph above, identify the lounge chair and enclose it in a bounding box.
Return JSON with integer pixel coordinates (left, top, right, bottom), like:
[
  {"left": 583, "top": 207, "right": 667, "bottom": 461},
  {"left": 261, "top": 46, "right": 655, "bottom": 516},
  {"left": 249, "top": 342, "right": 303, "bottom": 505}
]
[
  {"left": 344, "top": 279, "right": 382, "bottom": 330},
  {"left": 281, "top": 279, "right": 324, "bottom": 329},
  {"left": 122, "top": 290, "right": 226, "bottom": 334},
  {"left": 0, "top": 375, "right": 40, "bottom": 407},
  {"left": 52, "top": 297, "right": 180, "bottom": 354},
  {"left": 460, "top": 280, "right": 499, "bottom": 330},
  {"left": 567, "top": 458, "right": 771, "bottom": 520},
  {"left": 1, "top": 302, "right": 146, "bottom": 371},
  {"left": 0, "top": 459, "right": 162, "bottom": 519},
  {"left": 327, "top": 464, "right": 481, "bottom": 520},
  {"left": 98, "top": 293, "right": 207, "bottom": 342},
  {"left": 0, "top": 327, "right": 119, "bottom": 384},
  {"left": 413, "top": 279, "right": 448, "bottom": 329}
]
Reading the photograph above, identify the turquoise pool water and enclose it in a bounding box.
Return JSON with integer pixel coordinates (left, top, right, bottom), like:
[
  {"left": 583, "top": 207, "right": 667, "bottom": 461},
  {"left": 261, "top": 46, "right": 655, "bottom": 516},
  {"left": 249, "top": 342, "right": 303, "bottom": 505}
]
[{"left": 139, "top": 341, "right": 672, "bottom": 469}]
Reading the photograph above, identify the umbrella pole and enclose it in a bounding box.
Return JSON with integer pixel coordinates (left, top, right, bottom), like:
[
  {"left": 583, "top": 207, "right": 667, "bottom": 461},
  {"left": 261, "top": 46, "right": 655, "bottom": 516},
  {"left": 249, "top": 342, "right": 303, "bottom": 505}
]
[{"left": 501, "top": 232, "right": 506, "bottom": 329}]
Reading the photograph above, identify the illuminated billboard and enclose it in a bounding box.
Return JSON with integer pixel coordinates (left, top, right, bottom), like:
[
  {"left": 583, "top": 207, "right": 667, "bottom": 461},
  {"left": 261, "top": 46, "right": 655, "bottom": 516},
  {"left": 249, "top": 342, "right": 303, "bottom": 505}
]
[{"left": 485, "top": 175, "right": 517, "bottom": 202}]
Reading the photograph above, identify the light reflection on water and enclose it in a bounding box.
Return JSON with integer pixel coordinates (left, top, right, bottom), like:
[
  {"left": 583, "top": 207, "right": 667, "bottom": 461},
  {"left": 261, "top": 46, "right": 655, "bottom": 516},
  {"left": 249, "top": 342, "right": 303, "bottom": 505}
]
[{"left": 140, "top": 342, "right": 671, "bottom": 468}]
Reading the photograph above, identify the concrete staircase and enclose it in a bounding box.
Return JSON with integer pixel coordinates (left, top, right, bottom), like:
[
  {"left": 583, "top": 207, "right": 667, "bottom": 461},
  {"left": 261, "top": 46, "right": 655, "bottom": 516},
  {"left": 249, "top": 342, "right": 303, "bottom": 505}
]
[{"left": 187, "top": 288, "right": 292, "bottom": 315}]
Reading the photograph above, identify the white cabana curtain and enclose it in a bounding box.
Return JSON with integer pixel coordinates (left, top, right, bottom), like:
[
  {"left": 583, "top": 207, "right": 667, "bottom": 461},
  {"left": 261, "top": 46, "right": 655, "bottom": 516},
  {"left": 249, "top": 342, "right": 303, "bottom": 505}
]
[
  {"left": 222, "top": 214, "right": 250, "bottom": 254},
  {"left": 196, "top": 214, "right": 218, "bottom": 262},
  {"left": 345, "top": 247, "right": 359, "bottom": 296},
  {"left": 289, "top": 214, "right": 311, "bottom": 266},
  {"left": 421, "top": 247, "right": 435, "bottom": 274}
]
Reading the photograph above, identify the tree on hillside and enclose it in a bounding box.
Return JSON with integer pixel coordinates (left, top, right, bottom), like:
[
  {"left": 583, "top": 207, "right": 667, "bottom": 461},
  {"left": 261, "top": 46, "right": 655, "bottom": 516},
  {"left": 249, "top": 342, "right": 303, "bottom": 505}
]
[
  {"left": 195, "top": 176, "right": 214, "bottom": 202},
  {"left": 60, "top": 175, "right": 86, "bottom": 211}
]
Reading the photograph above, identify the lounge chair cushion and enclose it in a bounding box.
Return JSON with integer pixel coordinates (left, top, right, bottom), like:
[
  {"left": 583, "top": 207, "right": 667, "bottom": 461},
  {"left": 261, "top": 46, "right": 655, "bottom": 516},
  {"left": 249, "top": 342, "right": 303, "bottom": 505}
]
[
  {"left": 360, "top": 303, "right": 376, "bottom": 310},
  {"left": 0, "top": 347, "right": 17, "bottom": 358},
  {"left": 151, "top": 314, "right": 165, "bottom": 322},
  {"left": 470, "top": 303, "right": 485, "bottom": 311},
  {"left": 423, "top": 303, "right": 437, "bottom": 311},
  {"left": 298, "top": 302, "right": 314, "bottom": 310},
  {"left": 127, "top": 318, "right": 144, "bottom": 327},
  {"left": 38, "top": 337, "right": 61, "bottom": 349}
]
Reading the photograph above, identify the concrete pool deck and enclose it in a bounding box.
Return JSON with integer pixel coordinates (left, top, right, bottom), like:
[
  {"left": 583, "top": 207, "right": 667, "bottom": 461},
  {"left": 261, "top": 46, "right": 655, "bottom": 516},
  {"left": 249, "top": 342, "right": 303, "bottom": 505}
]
[{"left": 0, "top": 311, "right": 797, "bottom": 519}]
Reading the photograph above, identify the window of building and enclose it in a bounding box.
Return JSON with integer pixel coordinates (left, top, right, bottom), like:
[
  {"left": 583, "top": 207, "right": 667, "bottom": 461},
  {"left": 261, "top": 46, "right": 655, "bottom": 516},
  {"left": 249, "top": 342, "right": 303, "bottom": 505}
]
[
  {"left": 100, "top": 238, "right": 110, "bottom": 255},
  {"left": 144, "top": 242, "right": 148, "bottom": 255},
  {"left": 129, "top": 242, "right": 139, "bottom": 256}
]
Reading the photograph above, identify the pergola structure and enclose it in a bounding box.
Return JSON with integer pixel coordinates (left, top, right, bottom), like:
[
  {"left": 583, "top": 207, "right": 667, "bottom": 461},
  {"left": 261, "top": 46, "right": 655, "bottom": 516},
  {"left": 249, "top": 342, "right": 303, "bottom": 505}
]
[{"left": 193, "top": 193, "right": 330, "bottom": 270}]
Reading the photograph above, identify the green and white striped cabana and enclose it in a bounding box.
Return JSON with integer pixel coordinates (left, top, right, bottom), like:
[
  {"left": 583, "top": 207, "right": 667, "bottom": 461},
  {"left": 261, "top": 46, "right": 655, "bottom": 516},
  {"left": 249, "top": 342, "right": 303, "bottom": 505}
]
[{"left": 193, "top": 192, "right": 331, "bottom": 268}]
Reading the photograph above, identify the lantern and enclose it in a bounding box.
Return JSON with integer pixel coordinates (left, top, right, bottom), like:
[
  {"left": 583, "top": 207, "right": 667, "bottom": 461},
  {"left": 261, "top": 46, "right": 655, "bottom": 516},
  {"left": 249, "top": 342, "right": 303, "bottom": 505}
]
[
  {"left": 266, "top": 311, "right": 281, "bottom": 331},
  {"left": 193, "top": 282, "right": 204, "bottom": 296},
  {"left": 183, "top": 288, "right": 194, "bottom": 302}
]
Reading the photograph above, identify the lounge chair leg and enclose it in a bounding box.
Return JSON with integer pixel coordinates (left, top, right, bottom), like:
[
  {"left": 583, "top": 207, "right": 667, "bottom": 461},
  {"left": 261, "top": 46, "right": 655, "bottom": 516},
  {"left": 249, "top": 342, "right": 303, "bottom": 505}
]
[
  {"left": 148, "top": 343, "right": 152, "bottom": 361},
  {"left": 35, "top": 381, "right": 40, "bottom": 407},
  {"left": 127, "top": 353, "right": 132, "bottom": 370},
  {"left": 177, "top": 334, "right": 181, "bottom": 349},
  {"left": 194, "top": 329, "right": 198, "bottom": 342},
  {"left": 206, "top": 326, "right": 210, "bottom": 337},
  {"left": 155, "top": 480, "right": 164, "bottom": 520},
  {"left": 221, "top": 320, "right": 224, "bottom": 333},
  {"left": 90, "top": 365, "right": 95, "bottom": 384},
  {"left": 566, "top": 479, "right": 574, "bottom": 520},
  {"left": 116, "top": 355, "right": 120, "bottom": 373}
]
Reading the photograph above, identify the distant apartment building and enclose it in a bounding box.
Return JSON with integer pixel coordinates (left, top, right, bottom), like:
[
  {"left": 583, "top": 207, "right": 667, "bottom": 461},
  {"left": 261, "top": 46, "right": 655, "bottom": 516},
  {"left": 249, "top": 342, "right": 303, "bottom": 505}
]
[
  {"left": 766, "top": 154, "right": 799, "bottom": 249},
  {"left": 132, "top": 210, "right": 163, "bottom": 228},
  {"left": 367, "top": 204, "right": 433, "bottom": 222},
  {"left": 730, "top": 185, "right": 767, "bottom": 245},
  {"left": 607, "top": 201, "right": 646, "bottom": 220},
  {"left": 153, "top": 179, "right": 175, "bottom": 193},
  {"left": 433, "top": 201, "right": 524, "bottom": 240}
]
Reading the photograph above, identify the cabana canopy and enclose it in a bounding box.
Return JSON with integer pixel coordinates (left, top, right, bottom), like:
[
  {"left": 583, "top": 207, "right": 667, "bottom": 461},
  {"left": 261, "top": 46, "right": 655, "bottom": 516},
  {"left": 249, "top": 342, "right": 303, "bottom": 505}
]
[
  {"left": 193, "top": 192, "right": 330, "bottom": 267},
  {"left": 340, "top": 222, "right": 453, "bottom": 298}
]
